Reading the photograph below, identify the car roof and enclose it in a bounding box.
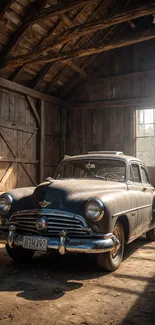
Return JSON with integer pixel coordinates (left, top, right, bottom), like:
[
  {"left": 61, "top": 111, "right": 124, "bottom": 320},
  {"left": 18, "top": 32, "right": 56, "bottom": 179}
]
[{"left": 62, "top": 153, "right": 143, "bottom": 164}]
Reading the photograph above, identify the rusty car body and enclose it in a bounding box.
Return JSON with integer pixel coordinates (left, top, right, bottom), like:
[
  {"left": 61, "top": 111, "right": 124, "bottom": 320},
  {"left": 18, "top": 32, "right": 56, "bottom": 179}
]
[{"left": 0, "top": 151, "right": 155, "bottom": 271}]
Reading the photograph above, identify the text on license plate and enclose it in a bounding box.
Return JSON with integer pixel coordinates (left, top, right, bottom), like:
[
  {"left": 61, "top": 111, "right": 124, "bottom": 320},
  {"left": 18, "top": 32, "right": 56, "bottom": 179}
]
[{"left": 23, "top": 236, "right": 48, "bottom": 251}]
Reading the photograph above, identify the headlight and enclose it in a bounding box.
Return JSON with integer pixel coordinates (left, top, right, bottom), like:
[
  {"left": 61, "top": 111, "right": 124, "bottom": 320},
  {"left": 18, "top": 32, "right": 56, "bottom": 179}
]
[
  {"left": 85, "top": 199, "right": 104, "bottom": 221},
  {"left": 0, "top": 194, "right": 12, "bottom": 213}
]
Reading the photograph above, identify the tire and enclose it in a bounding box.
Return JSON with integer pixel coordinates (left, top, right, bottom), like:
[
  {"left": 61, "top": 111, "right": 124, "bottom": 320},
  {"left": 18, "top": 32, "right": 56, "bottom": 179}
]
[
  {"left": 6, "top": 245, "right": 34, "bottom": 263},
  {"left": 97, "top": 222, "right": 124, "bottom": 272},
  {"left": 146, "top": 228, "right": 155, "bottom": 241}
]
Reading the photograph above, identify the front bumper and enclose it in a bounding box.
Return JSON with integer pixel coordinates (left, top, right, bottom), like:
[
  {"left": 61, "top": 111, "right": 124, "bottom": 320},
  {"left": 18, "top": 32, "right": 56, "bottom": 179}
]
[{"left": 0, "top": 225, "right": 120, "bottom": 255}]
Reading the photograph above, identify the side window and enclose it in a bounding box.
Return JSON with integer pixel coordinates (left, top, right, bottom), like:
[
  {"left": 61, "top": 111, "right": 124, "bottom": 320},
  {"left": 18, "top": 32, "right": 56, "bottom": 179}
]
[
  {"left": 129, "top": 166, "right": 134, "bottom": 182},
  {"left": 131, "top": 164, "right": 141, "bottom": 183},
  {"left": 141, "top": 166, "right": 150, "bottom": 184}
]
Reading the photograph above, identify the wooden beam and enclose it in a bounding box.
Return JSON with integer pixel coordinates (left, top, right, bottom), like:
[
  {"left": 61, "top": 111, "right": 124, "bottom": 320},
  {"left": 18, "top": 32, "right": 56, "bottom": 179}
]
[
  {"left": 0, "top": 118, "right": 38, "bottom": 133},
  {"left": 67, "top": 62, "right": 89, "bottom": 78},
  {"left": 0, "top": 163, "right": 16, "bottom": 189},
  {"left": 6, "top": 2, "right": 155, "bottom": 68},
  {"left": 33, "top": 0, "right": 103, "bottom": 91},
  {"left": 0, "top": 0, "right": 14, "bottom": 19},
  {"left": 19, "top": 28, "right": 155, "bottom": 66},
  {"left": 31, "top": 63, "right": 52, "bottom": 89},
  {"left": 26, "top": 96, "right": 41, "bottom": 127},
  {"left": 27, "top": 0, "right": 96, "bottom": 25},
  {"left": 21, "top": 163, "right": 37, "bottom": 186},
  {"left": 39, "top": 100, "right": 45, "bottom": 183},
  {"left": 67, "top": 97, "right": 155, "bottom": 110},
  {"left": 0, "top": 128, "right": 16, "bottom": 158},
  {"left": 96, "top": 69, "right": 155, "bottom": 81},
  {"left": 0, "top": 158, "right": 38, "bottom": 164},
  {"left": 0, "top": 0, "right": 48, "bottom": 67},
  {"left": 0, "top": 78, "right": 63, "bottom": 105},
  {"left": 0, "top": 0, "right": 95, "bottom": 68}
]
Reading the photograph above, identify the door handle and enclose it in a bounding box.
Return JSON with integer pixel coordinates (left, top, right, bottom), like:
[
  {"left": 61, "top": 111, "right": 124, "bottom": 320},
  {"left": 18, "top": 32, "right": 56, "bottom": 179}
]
[{"left": 142, "top": 187, "right": 147, "bottom": 192}]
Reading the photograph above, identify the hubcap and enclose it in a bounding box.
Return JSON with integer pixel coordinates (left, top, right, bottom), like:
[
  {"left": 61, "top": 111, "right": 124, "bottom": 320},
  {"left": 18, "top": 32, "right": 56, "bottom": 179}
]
[{"left": 111, "top": 226, "right": 122, "bottom": 259}]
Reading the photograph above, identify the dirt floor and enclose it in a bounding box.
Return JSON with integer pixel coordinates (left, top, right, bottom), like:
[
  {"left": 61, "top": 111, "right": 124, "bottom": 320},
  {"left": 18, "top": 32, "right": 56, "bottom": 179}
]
[{"left": 0, "top": 237, "right": 155, "bottom": 325}]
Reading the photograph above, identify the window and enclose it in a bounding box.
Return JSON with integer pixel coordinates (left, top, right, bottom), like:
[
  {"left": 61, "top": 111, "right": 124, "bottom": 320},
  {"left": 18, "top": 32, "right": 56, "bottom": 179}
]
[
  {"left": 136, "top": 109, "right": 155, "bottom": 166},
  {"left": 141, "top": 166, "right": 150, "bottom": 184},
  {"left": 132, "top": 164, "right": 141, "bottom": 183}
]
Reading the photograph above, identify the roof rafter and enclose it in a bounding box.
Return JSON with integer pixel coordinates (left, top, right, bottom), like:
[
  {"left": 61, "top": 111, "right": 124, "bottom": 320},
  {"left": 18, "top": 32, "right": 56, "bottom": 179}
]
[
  {"left": 31, "top": 1, "right": 102, "bottom": 89},
  {"left": 5, "top": 2, "right": 155, "bottom": 69},
  {"left": 8, "top": 29, "right": 155, "bottom": 68},
  {"left": 0, "top": 0, "right": 95, "bottom": 69},
  {"left": 0, "top": 0, "right": 48, "bottom": 68}
]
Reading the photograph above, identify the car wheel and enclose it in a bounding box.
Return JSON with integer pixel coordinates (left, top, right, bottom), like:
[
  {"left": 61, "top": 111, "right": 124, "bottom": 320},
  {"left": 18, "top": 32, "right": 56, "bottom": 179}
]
[
  {"left": 146, "top": 228, "right": 155, "bottom": 241},
  {"left": 97, "top": 222, "right": 124, "bottom": 272},
  {"left": 6, "top": 245, "right": 34, "bottom": 263}
]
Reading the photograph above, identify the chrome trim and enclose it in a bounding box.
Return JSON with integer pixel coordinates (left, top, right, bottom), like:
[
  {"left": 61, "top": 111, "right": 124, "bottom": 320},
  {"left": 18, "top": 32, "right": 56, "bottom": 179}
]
[
  {"left": 85, "top": 199, "right": 104, "bottom": 222},
  {"left": 8, "top": 224, "right": 16, "bottom": 248},
  {"left": 9, "top": 209, "right": 90, "bottom": 237},
  {"left": 113, "top": 204, "right": 152, "bottom": 218},
  {"left": 10, "top": 209, "right": 88, "bottom": 227},
  {"left": 0, "top": 194, "right": 13, "bottom": 213},
  {"left": 5, "top": 228, "right": 120, "bottom": 254}
]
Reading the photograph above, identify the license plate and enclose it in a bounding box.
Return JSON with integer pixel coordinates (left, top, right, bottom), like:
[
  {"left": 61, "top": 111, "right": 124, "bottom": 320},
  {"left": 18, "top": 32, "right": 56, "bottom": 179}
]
[{"left": 23, "top": 236, "right": 48, "bottom": 251}]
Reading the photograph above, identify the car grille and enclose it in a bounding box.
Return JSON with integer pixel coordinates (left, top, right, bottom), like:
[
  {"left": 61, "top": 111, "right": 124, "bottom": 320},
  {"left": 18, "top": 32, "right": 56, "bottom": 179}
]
[{"left": 9, "top": 209, "right": 90, "bottom": 237}]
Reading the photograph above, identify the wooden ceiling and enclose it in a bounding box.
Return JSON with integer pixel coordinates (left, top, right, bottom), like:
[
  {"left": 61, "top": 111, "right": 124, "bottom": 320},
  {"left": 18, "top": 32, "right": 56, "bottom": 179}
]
[{"left": 0, "top": 0, "right": 155, "bottom": 100}]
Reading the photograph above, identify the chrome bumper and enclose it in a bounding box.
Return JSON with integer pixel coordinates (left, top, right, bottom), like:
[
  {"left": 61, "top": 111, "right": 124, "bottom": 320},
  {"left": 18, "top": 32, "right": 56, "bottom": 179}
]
[{"left": 1, "top": 225, "right": 120, "bottom": 255}]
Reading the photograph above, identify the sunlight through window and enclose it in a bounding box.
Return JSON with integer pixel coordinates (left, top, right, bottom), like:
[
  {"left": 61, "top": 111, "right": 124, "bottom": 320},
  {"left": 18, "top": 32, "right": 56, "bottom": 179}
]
[{"left": 136, "top": 109, "right": 155, "bottom": 166}]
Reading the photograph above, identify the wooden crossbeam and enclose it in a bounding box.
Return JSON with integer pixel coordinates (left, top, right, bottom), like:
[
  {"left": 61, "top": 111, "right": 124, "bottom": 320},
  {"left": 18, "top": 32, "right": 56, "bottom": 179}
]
[
  {"left": 0, "top": 0, "right": 95, "bottom": 68},
  {"left": 6, "top": 2, "right": 155, "bottom": 69},
  {"left": 67, "top": 61, "right": 89, "bottom": 78},
  {"left": 26, "top": 96, "right": 40, "bottom": 127},
  {"left": 0, "top": 77, "right": 62, "bottom": 105},
  {"left": 67, "top": 97, "right": 155, "bottom": 110},
  {"left": 22, "top": 28, "right": 155, "bottom": 66},
  {"left": 0, "top": 128, "right": 17, "bottom": 158},
  {"left": 0, "top": 163, "right": 16, "bottom": 189},
  {"left": 32, "top": 7, "right": 91, "bottom": 89},
  {"left": 27, "top": 0, "right": 96, "bottom": 25},
  {"left": 0, "top": 0, "right": 48, "bottom": 68},
  {"left": 21, "top": 163, "right": 37, "bottom": 186}
]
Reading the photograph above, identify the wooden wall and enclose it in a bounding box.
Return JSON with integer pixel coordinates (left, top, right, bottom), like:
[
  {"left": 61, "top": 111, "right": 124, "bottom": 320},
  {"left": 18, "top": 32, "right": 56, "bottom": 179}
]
[
  {"left": 0, "top": 78, "right": 62, "bottom": 191},
  {"left": 66, "top": 40, "right": 155, "bottom": 156},
  {"left": 66, "top": 40, "right": 155, "bottom": 184}
]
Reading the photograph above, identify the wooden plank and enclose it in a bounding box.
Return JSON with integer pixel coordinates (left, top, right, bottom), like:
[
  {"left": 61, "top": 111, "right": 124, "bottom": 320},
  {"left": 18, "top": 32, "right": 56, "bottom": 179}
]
[
  {"left": 0, "top": 78, "right": 63, "bottom": 105},
  {"left": 0, "top": 162, "right": 16, "bottom": 189},
  {"left": 0, "top": 128, "right": 16, "bottom": 157},
  {"left": 27, "top": 0, "right": 96, "bottom": 25},
  {"left": 6, "top": 2, "right": 155, "bottom": 68},
  {"left": 0, "top": 118, "right": 38, "bottom": 133},
  {"left": 30, "top": 29, "right": 155, "bottom": 66},
  {"left": 26, "top": 96, "right": 40, "bottom": 127},
  {"left": 60, "top": 106, "right": 66, "bottom": 159},
  {"left": 0, "top": 157, "right": 38, "bottom": 164},
  {"left": 96, "top": 69, "right": 155, "bottom": 81},
  {"left": 67, "top": 62, "right": 89, "bottom": 78},
  {"left": 21, "top": 163, "right": 37, "bottom": 185},
  {"left": 39, "top": 99, "right": 45, "bottom": 182},
  {"left": 67, "top": 97, "right": 155, "bottom": 110}
]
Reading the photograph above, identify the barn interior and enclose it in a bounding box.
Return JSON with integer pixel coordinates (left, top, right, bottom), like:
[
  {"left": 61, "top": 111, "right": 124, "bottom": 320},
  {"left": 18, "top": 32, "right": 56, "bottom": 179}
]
[{"left": 0, "top": 0, "right": 155, "bottom": 190}]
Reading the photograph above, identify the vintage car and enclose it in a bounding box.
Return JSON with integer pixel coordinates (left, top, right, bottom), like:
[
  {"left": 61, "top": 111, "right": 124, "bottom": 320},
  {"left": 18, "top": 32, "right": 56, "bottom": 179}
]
[{"left": 0, "top": 151, "right": 155, "bottom": 271}]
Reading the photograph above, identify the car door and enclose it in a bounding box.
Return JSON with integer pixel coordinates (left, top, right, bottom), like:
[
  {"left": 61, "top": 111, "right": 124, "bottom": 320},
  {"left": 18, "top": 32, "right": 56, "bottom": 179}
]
[
  {"left": 128, "top": 162, "right": 153, "bottom": 235},
  {"left": 138, "top": 164, "right": 154, "bottom": 232}
]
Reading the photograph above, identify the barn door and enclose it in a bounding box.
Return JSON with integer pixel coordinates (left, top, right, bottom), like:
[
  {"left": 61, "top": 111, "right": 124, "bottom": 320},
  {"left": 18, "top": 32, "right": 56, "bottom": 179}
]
[{"left": 0, "top": 88, "right": 43, "bottom": 192}]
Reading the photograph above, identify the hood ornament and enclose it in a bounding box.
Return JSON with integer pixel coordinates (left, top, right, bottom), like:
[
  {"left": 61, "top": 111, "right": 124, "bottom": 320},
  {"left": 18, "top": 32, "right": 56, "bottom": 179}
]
[{"left": 39, "top": 200, "right": 51, "bottom": 208}]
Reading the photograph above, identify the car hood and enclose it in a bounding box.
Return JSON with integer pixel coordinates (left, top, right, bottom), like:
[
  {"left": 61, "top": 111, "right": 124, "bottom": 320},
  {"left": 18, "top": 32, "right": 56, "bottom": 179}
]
[{"left": 7, "top": 179, "right": 126, "bottom": 216}]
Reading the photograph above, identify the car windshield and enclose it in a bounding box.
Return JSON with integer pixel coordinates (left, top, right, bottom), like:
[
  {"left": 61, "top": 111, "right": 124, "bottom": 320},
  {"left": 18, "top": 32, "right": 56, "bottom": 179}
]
[{"left": 54, "top": 159, "right": 126, "bottom": 182}]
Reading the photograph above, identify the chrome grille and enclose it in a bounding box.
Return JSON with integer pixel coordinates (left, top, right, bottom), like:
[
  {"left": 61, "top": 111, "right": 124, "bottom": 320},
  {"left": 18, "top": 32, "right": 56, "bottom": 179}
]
[{"left": 9, "top": 209, "right": 90, "bottom": 237}]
